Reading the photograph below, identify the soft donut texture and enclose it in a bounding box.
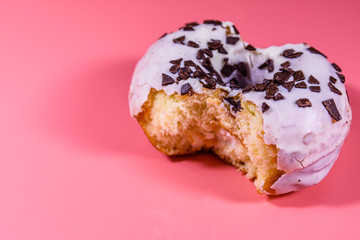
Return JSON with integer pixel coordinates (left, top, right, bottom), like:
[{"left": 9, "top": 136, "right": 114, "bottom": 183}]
[{"left": 129, "top": 20, "right": 352, "bottom": 195}]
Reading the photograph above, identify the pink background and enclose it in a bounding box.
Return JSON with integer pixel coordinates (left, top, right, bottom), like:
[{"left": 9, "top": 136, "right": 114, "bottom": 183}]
[{"left": 1, "top": 0, "right": 360, "bottom": 239}]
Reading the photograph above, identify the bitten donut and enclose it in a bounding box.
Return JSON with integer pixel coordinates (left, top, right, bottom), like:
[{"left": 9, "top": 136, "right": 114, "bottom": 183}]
[{"left": 129, "top": 20, "right": 351, "bottom": 195}]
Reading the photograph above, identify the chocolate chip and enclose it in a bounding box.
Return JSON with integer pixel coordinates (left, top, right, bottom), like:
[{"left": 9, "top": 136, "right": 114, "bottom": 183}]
[
  {"left": 169, "top": 64, "right": 180, "bottom": 74},
  {"left": 265, "top": 83, "right": 279, "bottom": 99},
  {"left": 173, "top": 35, "right": 185, "bottom": 44},
  {"left": 332, "top": 63, "right": 342, "bottom": 72},
  {"left": 329, "top": 76, "right": 337, "bottom": 84},
  {"left": 169, "top": 58, "right": 182, "bottom": 65},
  {"left": 218, "top": 46, "right": 228, "bottom": 54},
  {"left": 187, "top": 41, "right": 199, "bottom": 48},
  {"left": 337, "top": 72, "right": 345, "bottom": 83},
  {"left": 203, "top": 20, "right": 222, "bottom": 25},
  {"left": 293, "top": 70, "right": 305, "bottom": 81},
  {"left": 309, "top": 86, "right": 321, "bottom": 92},
  {"left": 226, "top": 36, "right": 240, "bottom": 45},
  {"left": 258, "top": 59, "right": 274, "bottom": 73},
  {"left": 282, "top": 49, "right": 303, "bottom": 58},
  {"left": 274, "top": 93, "right": 284, "bottom": 101},
  {"left": 282, "top": 81, "right": 295, "bottom": 92},
  {"left": 328, "top": 82, "right": 342, "bottom": 95},
  {"left": 296, "top": 98, "right": 312, "bottom": 108},
  {"left": 254, "top": 83, "right": 268, "bottom": 92},
  {"left": 262, "top": 102, "right": 270, "bottom": 113},
  {"left": 235, "top": 62, "right": 248, "bottom": 77},
  {"left": 307, "top": 46, "right": 327, "bottom": 58},
  {"left": 295, "top": 81, "right": 307, "bottom": 89},
  {"left": 245, "top": 44, "right": 256, "bottom": 51},
  {"left": 233, "top": 25, "right": 239, "bottom": 34},
  {"left": 159, "top": 33, "right": 167, "bottom": 39},
  {"left": 183, "top": 26, "right": 195, "bottom": 31},
  {"left": 221, "top": 64, "right": 235, "bottom": 77},
  {"left": 273, "top": 71, "right": 293, "bottom": 84},
  {"left": 322, "top": 99, "right": 342, "bottom": 121},
  {"left": 280, "top": 61, "right": 290, "bottom": 68},
  {"left": 181, "top": 83, "right": 193, "bottom": 95},
  {"left": 242, "top": 84, "right": 253, "bottom": 93},
  {"left": 202, "top": 57, "right": 214, "bottom": 72},
  {"left": 162, "top": 73, "right": 175, "bottom": 86},
  {"left": 308, "top": 75, "right": 320, "bottom": 84}
]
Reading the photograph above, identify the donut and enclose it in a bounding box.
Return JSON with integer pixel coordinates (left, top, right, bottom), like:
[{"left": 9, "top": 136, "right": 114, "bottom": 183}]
[{"left": 128, "top": 20, "right": 352, "bottom": 195}]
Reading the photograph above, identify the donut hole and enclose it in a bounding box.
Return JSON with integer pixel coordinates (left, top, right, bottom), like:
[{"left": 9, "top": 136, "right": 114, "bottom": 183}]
[{"left": 135, "top": 88, "right": 284, "bottom": 194}]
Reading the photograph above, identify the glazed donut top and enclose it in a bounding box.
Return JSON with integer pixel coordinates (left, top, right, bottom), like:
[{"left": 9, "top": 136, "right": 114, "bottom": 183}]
[{"left": 129, "top": 20, "right": 352, "bottom": 194}]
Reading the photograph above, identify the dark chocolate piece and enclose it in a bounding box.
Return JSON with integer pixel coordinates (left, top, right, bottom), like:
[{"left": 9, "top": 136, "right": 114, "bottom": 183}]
[
  {"left": 203, "top": 48, "right": 213, "bottom": 57},
  {"left": 200, "top": 77, "right": 216, "bottom": 89},
  {"left": 254, "top": 83, "right": 268, "bottom": 92},
  {"left": 218, "top": 46, "right": 228, "bottom": 54},
  {"left": 169, "top": 64, "right": 180, "bottom": 74},
  {"left": 296, "top": 98, "right": 312, "bottom": 108},
  {"left": 280, "top": 61, "right": 290, "bottom": 68},
  {"left": 221, "top": 64, "right": 235, "bottom": 77},
  {"left": 232, "top": 25, "right": 239, "bottom": 34},
  {"left": 183, "top": 26, "right": 195, "bottom": 31},
  {"left": 329, "top": 76, "right": 337, "bottom": 84},
  {"left": 274, "top": 93, "right": 284, "bottom": 101},
  {"left": 322, "top": 99, "right": 342, "bottom": 121},
  {"left": 169, "top": 58, "right": 182, "bottom": 65},
  {"left": 293, "top": 70, "right": 305, "bottom": 81},
  {"left": 337, "top": 72, "right": 345, "bottom": 83},
  {"left": 207, "top": 40, "right": 222, "bottom": 50},
  {"left": 308, "top": 75, "right": 320, "bottom": 84},
  {"left": 282, "top": 49, "right": 303, "bottom": 58},
  {"left": 226, "top": 36, "right": 240, "bottom": 45},
  {"left": 185, "top": 22, "right": 199, "bottom": 27},
  {"left": 184, "top": 60, "right": 196, "bottom": 67},
  {"left": 273, "top": 71, "right": 293, "bottom": 84},
  {"left": 224, "top": 97, "right": 242, "bottom": 112},
  {"left": 262, "top": 102, "right": 270, "bottom": 113},
  {"left": 162, "top": 73, "right": 175, "bottom": 86},
  {"left": 187, "top": 41, "right": 199, "bottom": 48},
  {"left": 203, "top": 20, "right": 222, "bottom": 25},
  {"left": 242, "top": 84, "right": 253, "bottom": 93},
  {"left": 332, "top": 63, "right": 342, "bottom": 72},
  {"left": 309, "top": 86, "right": 321, "bottom": 92},
  {"left": 173, "top": 35, "right": 185, "bottom": 44},
  {"left": 202, "top": 57, "right": 214, "bottom": 72},
  {"left": 258, "top": 59, "right": 274, "bottom": 73},
  {"left": 181, "top": 83, "right": 193, "bottom": 95},
  {"left": 235, "top": 62, "right": 248, "bottom": 76},
  {"left": 328, "top": 82, "right": 342, "bottom": 95},
  {"left": 265, "top": 83, "right": 279, "bottom": 99},
  {"left": 295, "top": 81, "right": 307, "bottom": 89},
  {"left": 245, "top": 44, "right": 256, "bottom": 51},
  {"left": 282, "top": 81, "right": 295, "bottom": 92},
  {"left": 307, "top": 46, "right": 327, "bottom": 58}
]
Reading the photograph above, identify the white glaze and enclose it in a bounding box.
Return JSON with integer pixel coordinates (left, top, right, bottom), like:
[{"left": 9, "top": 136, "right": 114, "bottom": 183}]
[{"left": 129, "top": 21, "right": 352, "bottom": 194}]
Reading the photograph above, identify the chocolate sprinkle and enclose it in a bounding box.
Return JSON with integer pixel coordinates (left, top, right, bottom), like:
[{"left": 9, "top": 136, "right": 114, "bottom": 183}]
[
  {"left": 332, "top": 63, "right": 342, "bottom": 72},
  {"left": 293, "top": 70, "right": 305, "bottom": 81},
  {"left": 328, "top": 82, "right": 342, "bottom": 95},
  {"left": 296, "top": 98, "right": 312, "bottom": 108},
  {"left": 226, "top": 36, "right": 240, "bottom": 45},
  {"left": 329, "top": 76, "right": 337, "bottom": 84},
  {"left": 242, "top": 84, "right": 253, "bottom": 93},
  {"left": 221, "top": 64, "right": 235, "bottom": 77},
  {"left": 273, "top": 71, "right": 293, "bottom": 84},
  {"left": 282, "top": 81, "right": 295, "bottom": 92},
  {"left": 254, "top": 83, "right": 268, "bottom": 92},
  {"left": 180, "top": 83, "right": 193, "bottom": 95},
  {"left": 173, "top": 35, "right": 185, "bottom": 44},
  {"left": 265, "top": 83, "right": 279, "bottom": 99},
  {"left": 295, "top": 81, "right": 307, "bottom": 89},
  {"left": 308, "top": 75, "right": 320, "bottom": 84},
  {"left": 245, "top": 44, "right": 256, "bottom": 51},
  {"left": 274, "top": 93, "right": 284, "bottom": 101},
  {"left": 262, "top": 102, "right": 270, "bottom": 113},
  {"left": 309, "top": 86, "right": 321, "bottom": 92},
  {"left": 307, "top": 46, "right": 327, "bottom": 58},
  {"left": 232, "top": 25, "right": 239, "bottom": 34},
  {"left": 322, "top": 99, "right": 342, "bottom": 121},
  {"left": 187, "top": 41, "right": 199, "bottom": 48},
  {"left": 258, "top": 59, "right": 274, "bottom": 73},
  {"left": 280, "top": 61, "right": 290, "bottom": 68},
  {"left": 162, "top": 73, "right": 175, "bottom": 86},
  {"left": 235, "top": 62, "right": 248, "bottom": 77},
  {"left": 337, "top": 72, "right": 345, "bottom": 83},
  {"left": 282, "top": 49, "right": 303, "bottom": 58}
]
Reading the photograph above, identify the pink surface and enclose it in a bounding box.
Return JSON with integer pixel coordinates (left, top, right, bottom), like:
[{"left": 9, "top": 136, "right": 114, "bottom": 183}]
[{"left": 1, "top": 0, "right": 360, "bottom": 239}]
